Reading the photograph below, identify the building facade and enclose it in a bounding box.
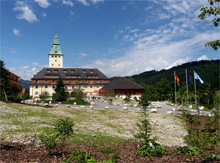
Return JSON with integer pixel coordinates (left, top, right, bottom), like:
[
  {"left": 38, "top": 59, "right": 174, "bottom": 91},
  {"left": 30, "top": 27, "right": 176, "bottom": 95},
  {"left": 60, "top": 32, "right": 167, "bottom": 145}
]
[
  {"left": 100, "top": 78, "right": 145, "bottom": 98},
  {"left": 29, "top": 33, "right": 109, "bottom": 99}
]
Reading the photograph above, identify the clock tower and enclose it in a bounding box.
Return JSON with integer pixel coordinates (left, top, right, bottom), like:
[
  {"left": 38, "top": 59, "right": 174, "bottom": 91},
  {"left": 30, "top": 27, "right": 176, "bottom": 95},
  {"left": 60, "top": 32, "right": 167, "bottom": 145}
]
[{"left": 49, "top": 33, "right": 63, "bottom": 68}]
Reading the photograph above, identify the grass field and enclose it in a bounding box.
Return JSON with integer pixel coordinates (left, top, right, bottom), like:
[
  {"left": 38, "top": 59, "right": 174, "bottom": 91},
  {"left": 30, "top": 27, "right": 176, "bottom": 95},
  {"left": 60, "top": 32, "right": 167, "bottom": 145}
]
[{"left": 0, "top": 101, "right": 187, "bottom": 146}]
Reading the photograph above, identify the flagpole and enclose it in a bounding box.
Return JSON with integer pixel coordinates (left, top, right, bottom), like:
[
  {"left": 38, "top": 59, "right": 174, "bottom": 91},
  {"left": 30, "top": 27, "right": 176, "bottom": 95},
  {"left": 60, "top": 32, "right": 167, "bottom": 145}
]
[
  {"left": 194, "top": 71, "right": 199, "bottom": 114},
  {"left": 174, "top": 71, "right": 177, "bottom": 106},
  {"left": 186, "top": 69, "right": 189, "bottom": 106}
]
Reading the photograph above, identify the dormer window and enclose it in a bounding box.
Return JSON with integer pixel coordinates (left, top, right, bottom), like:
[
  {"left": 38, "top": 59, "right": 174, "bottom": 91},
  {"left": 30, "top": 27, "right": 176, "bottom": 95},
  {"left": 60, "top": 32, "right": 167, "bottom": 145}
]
[
  {"left": 82, "top": 70, "right": 86, "bottom": 73},
  {"left": 64, "top": 70, "right": 67, "bottom": 73},
  {"left": 71, "top": 70, "right": 75, "bottom": 73},
  {"left": 90, "top": 70, "right": 94, "bottom": 73}
]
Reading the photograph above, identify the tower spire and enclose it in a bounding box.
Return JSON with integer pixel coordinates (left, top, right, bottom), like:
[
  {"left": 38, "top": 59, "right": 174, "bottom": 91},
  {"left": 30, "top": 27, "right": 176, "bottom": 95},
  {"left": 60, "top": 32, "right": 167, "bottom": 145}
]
[
  {"left": 49, "top": 33, "right": 63, "bottom": 68},
  {"left": 49, "top": 33, "right": 63, "bottom": 55}
]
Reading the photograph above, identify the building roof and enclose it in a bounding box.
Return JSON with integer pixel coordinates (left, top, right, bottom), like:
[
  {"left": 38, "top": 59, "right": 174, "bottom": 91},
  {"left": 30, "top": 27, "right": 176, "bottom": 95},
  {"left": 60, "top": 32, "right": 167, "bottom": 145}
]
[
  {"left": 30, "top": 67, "right": 109, "bottom": 80},
  {"left": 49, "top": 33, "right": 63, "bottom": 55},
  {"left": 101, "top": 78, "right": 145, "bottom": 90}
]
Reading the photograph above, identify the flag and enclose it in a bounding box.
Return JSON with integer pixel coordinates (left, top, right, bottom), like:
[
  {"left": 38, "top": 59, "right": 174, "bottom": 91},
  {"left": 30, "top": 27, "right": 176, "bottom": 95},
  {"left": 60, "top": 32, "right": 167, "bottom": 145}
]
[
  {"left": 187, "top": 71, "right": 193, "bottom": 85},
  {"left": 175, "top": 74, "right": 180, "bottom": 86},
  {"left": 194, "top": 71, "right": 204, "bottom": 84}
]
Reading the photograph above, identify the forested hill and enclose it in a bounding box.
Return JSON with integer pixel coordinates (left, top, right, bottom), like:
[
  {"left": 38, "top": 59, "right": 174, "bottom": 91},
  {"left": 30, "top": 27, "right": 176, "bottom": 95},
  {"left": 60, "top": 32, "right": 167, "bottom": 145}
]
[{"left": 131, "top": 60, "right": 219, "bottom": 90}]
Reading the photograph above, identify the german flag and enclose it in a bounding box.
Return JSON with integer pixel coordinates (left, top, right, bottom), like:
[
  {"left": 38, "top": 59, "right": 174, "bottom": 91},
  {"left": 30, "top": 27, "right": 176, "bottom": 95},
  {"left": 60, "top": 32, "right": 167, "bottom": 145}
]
[{"left": 175, "top": 74, "right": 180, "bottom": 86}]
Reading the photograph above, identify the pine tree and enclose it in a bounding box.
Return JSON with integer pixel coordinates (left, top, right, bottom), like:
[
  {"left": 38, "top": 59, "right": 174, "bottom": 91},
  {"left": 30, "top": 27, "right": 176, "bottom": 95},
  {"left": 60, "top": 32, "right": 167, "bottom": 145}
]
[
  {"left": 53, "top": 76, "right": 67, "bottom": 102},
  {"left": 0, "top": 60, "right": 11, "bottom": 100}
]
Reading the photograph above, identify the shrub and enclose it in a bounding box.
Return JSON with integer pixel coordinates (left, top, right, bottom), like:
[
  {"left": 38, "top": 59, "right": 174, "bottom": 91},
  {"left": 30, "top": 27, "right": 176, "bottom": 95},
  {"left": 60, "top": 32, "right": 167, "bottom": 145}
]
[
  {"left": 205, "top": 154, "right": 220, "bottom": 161},
  {"left": 63, "top": 149, "right": 96, "bottom": 163},
  {"left": 39, "top": 118, "right": 74, "bottom": 154},
  {"left": 138, "top": 139, "right": 168, "bottom": 157},
  {"left": 123, "top": 95, "right": 131, "bottom": 103},
  {"left": 175, "top": 146, "right": 202, "bottom": 156}
]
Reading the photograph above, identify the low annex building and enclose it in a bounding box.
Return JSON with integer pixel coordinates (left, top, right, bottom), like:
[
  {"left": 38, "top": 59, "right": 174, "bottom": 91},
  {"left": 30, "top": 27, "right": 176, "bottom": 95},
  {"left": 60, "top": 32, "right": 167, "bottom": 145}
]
[
  {"left": 29, "top": 33, "right": 109, "bottom": 98},
  {"left": 100, "top": 78, "right": 145, "bottom": 98}
]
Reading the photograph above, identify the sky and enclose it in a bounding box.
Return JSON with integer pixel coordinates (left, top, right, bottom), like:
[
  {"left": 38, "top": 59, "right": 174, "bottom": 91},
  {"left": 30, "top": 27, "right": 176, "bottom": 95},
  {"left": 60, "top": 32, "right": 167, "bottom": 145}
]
[{"left": 1, "top": 0, "right": 219, "bottom": 80}]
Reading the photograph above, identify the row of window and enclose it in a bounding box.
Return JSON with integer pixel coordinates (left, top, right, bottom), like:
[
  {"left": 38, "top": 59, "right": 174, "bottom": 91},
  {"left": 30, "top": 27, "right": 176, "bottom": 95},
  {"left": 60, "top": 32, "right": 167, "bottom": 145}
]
[
  {"left": 34, "top": 85, "right": 100, "bottom": 89},
  {"left": 46, "top": 69, "right": 94, "bottom": 74},
  {"left": 35, "top": 80, "right": 107, "bottom": 84}
]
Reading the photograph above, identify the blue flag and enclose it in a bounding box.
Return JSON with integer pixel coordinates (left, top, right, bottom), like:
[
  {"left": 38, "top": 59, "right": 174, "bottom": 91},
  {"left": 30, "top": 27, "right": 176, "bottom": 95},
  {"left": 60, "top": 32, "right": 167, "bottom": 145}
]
[
  {"left": 187, "top": 71, "right": 193, "bottom": 85},
  {"left": 194, "top": 71, "right": 204, "bottom": 84}
]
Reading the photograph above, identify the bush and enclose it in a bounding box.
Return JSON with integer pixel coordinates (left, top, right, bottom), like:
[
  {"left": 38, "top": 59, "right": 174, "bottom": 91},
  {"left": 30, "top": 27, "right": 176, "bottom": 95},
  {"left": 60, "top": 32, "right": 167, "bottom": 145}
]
[
  {"left": 138, "top": 139, "right": 168, "bottom": 157},
  {"left": 39, "top": 118, "right": 74, "bottom": 154},
  {"left": 63, "top": 149, "right": 96, "bottom": 163},
  {"left": 205, "top": 154, "right": 220, "bottom": 161},
  {"left": 174, "top": 146, "right": 202, "bottom": 156}
]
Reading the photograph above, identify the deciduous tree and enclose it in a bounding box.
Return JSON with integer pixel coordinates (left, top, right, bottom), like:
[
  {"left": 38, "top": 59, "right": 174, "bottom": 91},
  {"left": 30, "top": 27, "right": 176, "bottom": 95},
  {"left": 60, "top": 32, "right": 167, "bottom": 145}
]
[{"left": 199, "top": 0, "right": 220, "bottom": 50}]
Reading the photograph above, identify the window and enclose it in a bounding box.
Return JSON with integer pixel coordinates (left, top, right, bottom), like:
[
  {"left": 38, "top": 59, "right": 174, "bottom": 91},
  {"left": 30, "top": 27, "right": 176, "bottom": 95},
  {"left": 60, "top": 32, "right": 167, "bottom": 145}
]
[
  {"left": 79, "top": 85, "right": 81, "bottom": 89},
  {"left": 35, "top": 85, "right": 38, "bottom": 89},
  {"left": 97, "top": 85, "right": 99, "bottom": 88},
  {"left": 55, "top": 60, "right": 57, "bottom": 62},
  {"left": 55, "top": 55, "right": 57, "bottom": 57},
  {"left": 79, "top": 80, "right": 81, "bottom": 83},
  {"left": 71, "top": 70, "right": 75, "bottom": 73},
  {"left": 53, "top": 85, "right": 56, "bottom": 89},
  {"left": 84, "top": 85, "right": 87, "bottom": 88},
  {"left": 35, "top": 92, "right": 38, "bottom": 95},
  {"left": 65, "top": 80, "right": 68, "bottom": 83},
  {"left": 72, "top": 80, "right": 75, "bottom": 83},
  {"left": 54, "top": 70, "right": 58, "bottom": 73},
  {"left": 47, "top": 70, "right": 51, "bottom": 73},
  {"left": 52, "top": 64, "right": 54, "bottom": 66},
  {"left": 36, "top": 80, "right": 38, "bottom": 83},
  {"left": 96, "top": 80, "right": 99, "bottom": 83},
  {"left": 45, "top": 85, "right": 48, "bottom": 89},
  {"left": 45, "top": 80, "right": 48, "bottom": 83},
  {"left": 64, "top": 70, "right": 67, "bottom": 73},
  {"left": 72, "top": 85, "right": 75, "bottom": 89},
  {"left": 85, "top": 80, "right": 88, "bottom": 83},
  {"left": 90, "top": 85, "right": 93, "bottom": 88},
  {"left": 104, "top": 80, "right": 107, "bottom": 83},
  {"left": 90, "top": 70, "right": 94, "bottom": 73},
  {"left": 82, "top": 70, "right": 86, "bottom": 73},
  {"left": 52, "top": 80, "right": 55, "bottom": 83},
  {"left": 90, "top": 80, "right": 93, "bottom": 83},
  {"left": 58, "top": 64, "right": 60, "bottom": 66}
]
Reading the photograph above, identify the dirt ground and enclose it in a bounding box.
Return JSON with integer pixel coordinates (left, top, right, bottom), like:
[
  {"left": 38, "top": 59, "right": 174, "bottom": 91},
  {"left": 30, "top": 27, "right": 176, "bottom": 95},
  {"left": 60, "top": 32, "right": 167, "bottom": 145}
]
[{"left": 1, "top": 115, "right": 219, "bottom": 163}]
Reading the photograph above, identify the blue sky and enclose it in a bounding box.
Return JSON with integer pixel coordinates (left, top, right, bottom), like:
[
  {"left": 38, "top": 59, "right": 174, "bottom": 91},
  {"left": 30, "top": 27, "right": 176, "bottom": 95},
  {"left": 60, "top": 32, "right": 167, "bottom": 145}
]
[{"left": 1, "top": 0, "right": 219, "bottom": 80}]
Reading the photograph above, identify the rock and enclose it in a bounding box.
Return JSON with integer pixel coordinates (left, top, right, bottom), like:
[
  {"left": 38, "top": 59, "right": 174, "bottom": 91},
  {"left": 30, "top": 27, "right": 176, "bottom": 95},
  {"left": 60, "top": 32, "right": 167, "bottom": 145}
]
[
  {"left": 199, "top": 106, "right": 204, "bottom": 110},
  {"left": 104, "top": 106, "right": 109, "bottom": 109},
  {"left": 66, "top": 105, "right": 70, "bottom": 107},
  {"left": 151, "top": 108, "right": 157, "bottom": 113},
  {"left": 137, "top": 108, "right": 141, "bottom": 111},
  {"left": 55, "top": 104, "right": 58, "bottom": 107},
  {"left": 44, "top": 103, "right": 48, "bottom": 106},
  {"left": 91, "top": 102, "right": 95, "bottom": 106},
  {"left": 90, "top": 106, "right": 93, "bottom": 109},
  {"left": 172, "top": 108, "right": 176, "bottom": 111},
  {"left": 189, "top": 105, "right": 193, "bottom": 109},
  {"left": 122, "top": 107, "right": 128, "bottom": 111},
  {"left": 80, "top": 106, "right": 85, "bottom": 108},
  {"left": 133, "top": 104, "right": 137, "bottom": 107},
  {"left": 73, "top": 102, "right": 77, "bottom": 105},
  {"left": 167, "top": 111, "right": 173, "bottom": 114}
]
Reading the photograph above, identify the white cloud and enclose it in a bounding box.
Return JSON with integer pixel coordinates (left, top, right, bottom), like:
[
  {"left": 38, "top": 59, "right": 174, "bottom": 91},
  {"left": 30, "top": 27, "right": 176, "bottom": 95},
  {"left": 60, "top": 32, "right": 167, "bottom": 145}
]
[
  {"left": 13, "top": 28, "right": 20, "bottom": 36},
  {"left": 76, "top": 0, "right": 89, "bottom": 6},
  {"left": 34, "top": 0, "right": 50, "bottom": 8},
  {"left": 8, "top": 62, "right": 45, "bottom": 80},
  {"left": 197, "top": 55, "right": 209, "bottom": 61},
  {"left": 70, "top": 11, "right": 74, "bottom": 16},
  {"left": 62, "top": 0, "right": 74, "bottom": 7},
  {"left": 83, "top": 31, "right": 219, "bottom": 78},
  {"left": 90, "top": 0, "right": 104, "bottom": 4},
  {"left": 13, "top": 1, "right": 38, "bottom": 23},
  {"left": 42, "top": 13, "right": 47, "bottom": 17},
  {"left": 79, "top": 52, "right": 88, "bottom": 57}
]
